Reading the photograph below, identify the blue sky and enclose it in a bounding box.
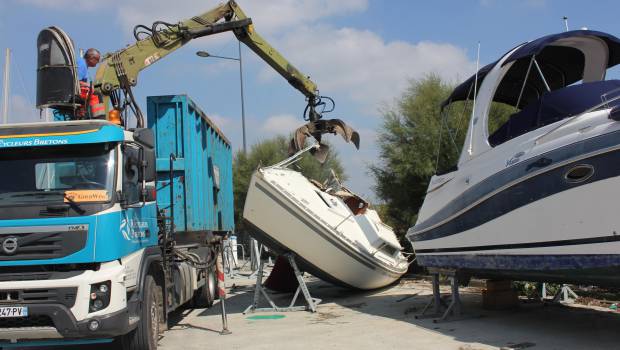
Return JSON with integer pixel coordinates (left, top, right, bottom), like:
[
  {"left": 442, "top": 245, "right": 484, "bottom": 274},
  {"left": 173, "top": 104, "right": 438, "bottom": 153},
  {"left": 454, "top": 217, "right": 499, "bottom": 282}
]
[{"left": 1, "top": 0, "right": 619, "bottom": 200}]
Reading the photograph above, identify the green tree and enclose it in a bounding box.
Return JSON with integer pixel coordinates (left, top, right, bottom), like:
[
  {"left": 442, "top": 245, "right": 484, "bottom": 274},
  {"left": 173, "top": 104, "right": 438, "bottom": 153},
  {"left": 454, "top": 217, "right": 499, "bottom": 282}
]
[
  {"left": 370, "top": 74, "right": 512, "bottom": 237},
  {"left": 233, "top": 135, "right": 346, "bottom": 234}
]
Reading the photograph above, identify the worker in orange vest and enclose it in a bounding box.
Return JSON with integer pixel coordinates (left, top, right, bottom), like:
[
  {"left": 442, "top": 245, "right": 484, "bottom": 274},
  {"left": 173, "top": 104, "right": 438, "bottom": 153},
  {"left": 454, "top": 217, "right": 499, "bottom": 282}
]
[{"left": 77, "top": 48, "right": 105, "bottom": 119}]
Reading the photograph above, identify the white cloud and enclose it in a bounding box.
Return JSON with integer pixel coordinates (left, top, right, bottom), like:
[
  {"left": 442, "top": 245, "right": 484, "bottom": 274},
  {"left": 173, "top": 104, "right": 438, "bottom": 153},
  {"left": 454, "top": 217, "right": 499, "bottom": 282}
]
[
  {"left": 16, "top": 0, "right": 368, "bottom": 27},
  {"left": 258, "top": 25, "right": 476, "bottom": 114},
  {"left": 355, "top": 127, "right": 377, "bottom": 145},
  {"left": 113, "top": 0, "right": 367, "bottom": 38},
  {"left": 207, "top": 112, "right": 234, "bottom": 132},
  {"left": 198, "top": 58, "right": 239, "bottom": 77},
  {"left": 233, "top": 0, "right": 368, "bottom": 35},
  {"left": 261, "top": 114, "right": 300, "bottom": 135},
  {"left": 16, "top": 0, "right": 108, "bottom": 11}
]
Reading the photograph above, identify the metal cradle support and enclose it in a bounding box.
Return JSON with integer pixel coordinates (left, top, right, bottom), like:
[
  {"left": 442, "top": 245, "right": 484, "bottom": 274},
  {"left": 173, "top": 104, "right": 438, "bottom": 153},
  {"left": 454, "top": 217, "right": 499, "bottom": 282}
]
[
  {"left": 541, "top": 283, "right": 578, "bottom": 304},
  {"left": 243, "top": 252, "right": 321, "bottom": 314},
  {"left": 415, "top": 268, "right": 463, "bottom": 323},
  {"left": 223, "top": 239, "right": 246, "bottom": 279},
  {"left": 247, "top": 242, "right": 263, "bottom": 279}
]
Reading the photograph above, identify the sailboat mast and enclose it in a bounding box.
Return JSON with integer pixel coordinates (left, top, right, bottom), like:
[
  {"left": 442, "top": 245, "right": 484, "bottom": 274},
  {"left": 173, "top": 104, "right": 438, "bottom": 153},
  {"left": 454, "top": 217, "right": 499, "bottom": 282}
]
[{"left": 1, "top": 48, "right": 10, "bottom": 124}]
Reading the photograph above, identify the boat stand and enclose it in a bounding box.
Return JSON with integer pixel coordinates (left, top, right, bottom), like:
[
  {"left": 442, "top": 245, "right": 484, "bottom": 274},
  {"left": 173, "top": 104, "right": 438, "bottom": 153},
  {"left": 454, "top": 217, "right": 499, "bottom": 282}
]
[
  {"left": 541, "top": 283, "right": 578, "bottom": 304},
  {"left": 415, "top": 268, "right": 464, "bottom": 323},
  {"left": 243, "top": 252, "right": 321, "bottom": 314}
]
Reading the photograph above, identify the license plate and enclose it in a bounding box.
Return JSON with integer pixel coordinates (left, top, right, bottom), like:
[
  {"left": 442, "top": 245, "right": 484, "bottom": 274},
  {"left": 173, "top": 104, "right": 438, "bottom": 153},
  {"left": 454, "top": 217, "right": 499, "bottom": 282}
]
[{"left": 0, "top": 306, "right": 28, "bottom": 318}]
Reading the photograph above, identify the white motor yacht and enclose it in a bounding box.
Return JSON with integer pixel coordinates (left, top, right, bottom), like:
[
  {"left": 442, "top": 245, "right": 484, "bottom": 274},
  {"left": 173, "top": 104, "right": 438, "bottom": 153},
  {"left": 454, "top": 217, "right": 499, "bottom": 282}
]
[{"left": 407, "top": 30, "right": 620, "bottom": 286}]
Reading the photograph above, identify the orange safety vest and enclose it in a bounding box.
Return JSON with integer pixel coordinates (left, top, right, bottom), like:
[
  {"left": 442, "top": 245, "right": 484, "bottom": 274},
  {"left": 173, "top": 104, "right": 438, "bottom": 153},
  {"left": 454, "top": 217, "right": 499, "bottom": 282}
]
[{"left": 79, "top": 81, "right": 106, "bottom": 119}]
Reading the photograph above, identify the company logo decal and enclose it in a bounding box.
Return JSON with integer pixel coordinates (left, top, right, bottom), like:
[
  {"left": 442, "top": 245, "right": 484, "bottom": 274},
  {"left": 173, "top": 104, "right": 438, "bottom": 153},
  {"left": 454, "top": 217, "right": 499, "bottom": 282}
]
[
  {"left": 68, "top": 224, "right": 88, "bottom": 231},
  {"left": 120, "top": 213, "right": 150, "bottom": 242},
  {"left": 144, "top": 53, "right": 161, "bottom": 66},
  {"left": 1, "top": 237, "right": 18, "bottom": 255},
  {"left": 64, "top": 190, "right": 110, "bottom": 203},
  {"left": 0, "top": 138, "right": 69, "bottom": 148}
]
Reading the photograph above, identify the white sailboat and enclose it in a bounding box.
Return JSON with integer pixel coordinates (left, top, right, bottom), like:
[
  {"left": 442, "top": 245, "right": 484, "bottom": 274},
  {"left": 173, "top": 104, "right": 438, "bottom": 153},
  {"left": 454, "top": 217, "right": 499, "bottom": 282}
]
[{"left": 244, "top": 145, "right": 408, "bottom": 290}]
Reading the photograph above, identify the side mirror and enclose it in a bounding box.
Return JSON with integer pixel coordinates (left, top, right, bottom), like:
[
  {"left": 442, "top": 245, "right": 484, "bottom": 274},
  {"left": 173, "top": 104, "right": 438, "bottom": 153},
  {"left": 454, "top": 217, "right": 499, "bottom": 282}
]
[
  {"left": 132, "top": 128, "right": 156, "bottom": 182},
  {"left": 133, "top": 128, "right": 154, "bottom": 148},
  {"left": 121, "top": 144, "right": 143, "bottom": 208},
  {"left": 143, "top": 147, "right": 156, "bottom": 182}
]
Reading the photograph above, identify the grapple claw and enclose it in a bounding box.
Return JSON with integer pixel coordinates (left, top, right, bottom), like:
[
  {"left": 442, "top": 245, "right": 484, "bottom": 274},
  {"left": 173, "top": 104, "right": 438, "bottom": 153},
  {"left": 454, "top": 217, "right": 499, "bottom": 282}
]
[
  {"left": 288, "top": 119, "right": 360, "bottom": 161},
  {"left": 310, "top": 143, "right": 330, "bottom": 164}
]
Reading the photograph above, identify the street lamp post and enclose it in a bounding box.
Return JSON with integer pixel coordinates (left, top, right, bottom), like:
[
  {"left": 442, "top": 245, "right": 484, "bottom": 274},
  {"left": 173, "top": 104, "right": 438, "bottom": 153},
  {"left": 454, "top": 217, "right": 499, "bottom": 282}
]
[
  {"left": 196, "top": 40, "right": 247, "bottom": 154},
  {"left": 197, "top": 43, "right": 258, "bottom": 271}
]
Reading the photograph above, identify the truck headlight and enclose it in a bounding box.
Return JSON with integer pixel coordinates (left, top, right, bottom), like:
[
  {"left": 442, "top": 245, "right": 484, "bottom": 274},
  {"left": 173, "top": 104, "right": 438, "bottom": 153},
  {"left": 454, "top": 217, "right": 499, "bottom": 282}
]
[{"left": 89, "top": 281, "right": 111, "bottom": 313}]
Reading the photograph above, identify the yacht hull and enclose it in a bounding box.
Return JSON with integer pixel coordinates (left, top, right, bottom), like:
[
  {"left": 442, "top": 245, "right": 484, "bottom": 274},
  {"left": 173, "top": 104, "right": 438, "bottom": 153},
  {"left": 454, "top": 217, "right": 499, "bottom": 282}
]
[
  {"left": 408, "top": 29, "right": 620, "bottom": 287},
  {"left": 409, "top": 143, "right": 620, "bottom": 286}
]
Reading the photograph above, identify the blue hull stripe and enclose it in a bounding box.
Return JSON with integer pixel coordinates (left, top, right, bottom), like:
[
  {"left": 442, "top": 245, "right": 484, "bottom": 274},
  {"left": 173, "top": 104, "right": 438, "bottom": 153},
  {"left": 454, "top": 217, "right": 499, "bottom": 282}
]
[{"left": 415, "top": 234, "right": 620, "bottom": 253}]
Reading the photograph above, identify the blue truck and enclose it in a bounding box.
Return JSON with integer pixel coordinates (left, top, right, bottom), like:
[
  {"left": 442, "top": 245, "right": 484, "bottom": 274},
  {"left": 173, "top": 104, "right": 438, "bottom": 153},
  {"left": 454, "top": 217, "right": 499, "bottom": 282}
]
[{"left": 0, "top": 94, "right": 233, "bottom": 348}]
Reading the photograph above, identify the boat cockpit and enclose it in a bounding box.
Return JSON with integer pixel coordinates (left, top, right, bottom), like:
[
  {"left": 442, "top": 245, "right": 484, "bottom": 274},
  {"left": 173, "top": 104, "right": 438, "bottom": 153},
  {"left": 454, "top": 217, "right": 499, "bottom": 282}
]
[
  {"left": 309, "top": 177, "right": 369, "bottom": 215},
  {"left": 442, "top": 30, "right": 620, "bottom": 163}
]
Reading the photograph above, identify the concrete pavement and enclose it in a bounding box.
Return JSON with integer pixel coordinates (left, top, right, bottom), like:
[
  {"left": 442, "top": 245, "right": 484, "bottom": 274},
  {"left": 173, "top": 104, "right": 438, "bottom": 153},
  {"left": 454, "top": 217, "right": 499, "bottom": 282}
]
[{"left": 158, "top": 272, "right": 620, "bottom": 350}]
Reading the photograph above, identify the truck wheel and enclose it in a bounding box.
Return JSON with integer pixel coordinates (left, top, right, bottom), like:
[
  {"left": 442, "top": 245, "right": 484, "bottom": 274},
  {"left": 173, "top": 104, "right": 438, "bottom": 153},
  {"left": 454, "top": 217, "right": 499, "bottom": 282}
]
[
  {"left": 193, "top": 266, "right": 217, "bottom": 308},
  {"left": 122, "top": 275, "right": 162, "bottom": 350}
]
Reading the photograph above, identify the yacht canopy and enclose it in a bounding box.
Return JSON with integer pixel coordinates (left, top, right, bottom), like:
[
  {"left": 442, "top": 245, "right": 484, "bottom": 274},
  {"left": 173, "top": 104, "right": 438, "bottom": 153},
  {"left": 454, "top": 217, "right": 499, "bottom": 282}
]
[
  {"left": 488, "top": 79, "right": 620, "bottom": 146},
  {"left": 441, "top": 30, "right": 620, "bottom": 110}
]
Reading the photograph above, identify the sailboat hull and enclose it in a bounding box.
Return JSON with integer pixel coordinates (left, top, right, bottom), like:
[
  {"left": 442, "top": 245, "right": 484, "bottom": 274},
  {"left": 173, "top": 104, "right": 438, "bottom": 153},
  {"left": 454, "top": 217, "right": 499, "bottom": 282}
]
[{"left": 244, "top": 169, "right": 408, "bottom": 290}]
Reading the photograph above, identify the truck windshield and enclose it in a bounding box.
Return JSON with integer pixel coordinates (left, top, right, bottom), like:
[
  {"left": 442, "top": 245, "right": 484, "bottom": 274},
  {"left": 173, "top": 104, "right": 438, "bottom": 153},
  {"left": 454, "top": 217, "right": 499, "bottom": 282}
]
[{"left": 0, "top": 143, "right": 115, "bottom": 206}]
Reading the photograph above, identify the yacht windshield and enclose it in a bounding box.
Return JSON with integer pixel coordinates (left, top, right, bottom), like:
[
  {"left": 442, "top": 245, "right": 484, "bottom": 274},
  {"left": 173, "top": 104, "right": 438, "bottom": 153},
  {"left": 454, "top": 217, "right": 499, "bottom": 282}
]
[{"left": 0, "top": 143, "right": 116, "bottom": 206}]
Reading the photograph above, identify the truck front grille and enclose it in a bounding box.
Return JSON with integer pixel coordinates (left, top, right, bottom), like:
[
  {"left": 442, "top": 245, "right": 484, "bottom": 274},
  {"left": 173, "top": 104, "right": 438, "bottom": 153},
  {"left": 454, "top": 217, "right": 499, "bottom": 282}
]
[
  {"left": 0, "top": 230, "right": 87, "bottom": 261},
  {"left": 0, "top": 272, "right": 51, "bottom": 282},
  {"left": 0, "top": 315, "right": 54, "bottom": 328},
  {"left": 0, "top": 287, "right": 78, "bottom": 308}
]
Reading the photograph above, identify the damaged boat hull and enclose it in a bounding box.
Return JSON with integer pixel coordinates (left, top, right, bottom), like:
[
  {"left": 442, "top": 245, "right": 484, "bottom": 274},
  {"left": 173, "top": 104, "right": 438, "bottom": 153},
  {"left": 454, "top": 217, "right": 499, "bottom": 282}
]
[{"left": 244, "top": 167, "right": 408, "bottom": 290}]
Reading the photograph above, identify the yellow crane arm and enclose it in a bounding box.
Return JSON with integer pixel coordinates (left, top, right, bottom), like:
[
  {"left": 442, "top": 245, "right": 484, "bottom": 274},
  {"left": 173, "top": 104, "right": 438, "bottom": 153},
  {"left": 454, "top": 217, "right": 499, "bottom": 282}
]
[
  {"left": 94, "top": 1, "right": 317, "bottom": 105},
  {"left": 92, "top": 0, "right": 358, "bottom": 152}
]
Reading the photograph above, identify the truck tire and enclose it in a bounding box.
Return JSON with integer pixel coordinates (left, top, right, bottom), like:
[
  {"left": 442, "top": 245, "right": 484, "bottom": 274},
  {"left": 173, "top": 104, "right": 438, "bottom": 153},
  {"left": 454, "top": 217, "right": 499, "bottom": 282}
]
[
  {"left": 193, "top": 266, "right": 217, "bottom": 308},
  {"left": 122, "top": 275, "right": 162, "bottom": 350}
]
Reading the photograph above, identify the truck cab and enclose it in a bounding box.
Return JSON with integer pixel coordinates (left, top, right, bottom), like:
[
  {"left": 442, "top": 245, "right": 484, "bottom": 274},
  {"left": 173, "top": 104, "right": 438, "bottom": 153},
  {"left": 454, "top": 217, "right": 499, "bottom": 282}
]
[{"left": 0, "top": 120, "right": 160, "bottom": 344}]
